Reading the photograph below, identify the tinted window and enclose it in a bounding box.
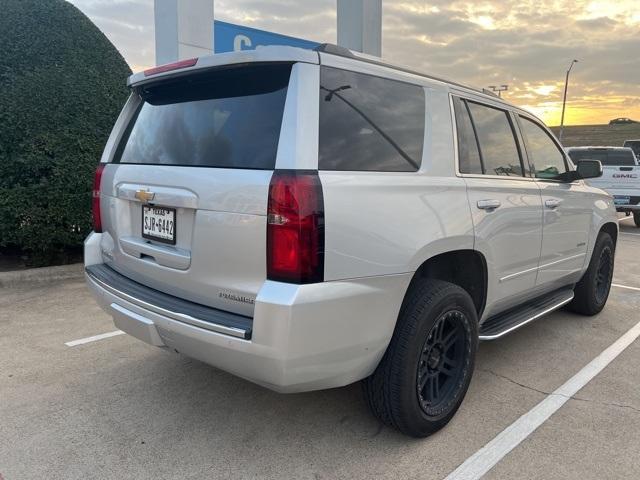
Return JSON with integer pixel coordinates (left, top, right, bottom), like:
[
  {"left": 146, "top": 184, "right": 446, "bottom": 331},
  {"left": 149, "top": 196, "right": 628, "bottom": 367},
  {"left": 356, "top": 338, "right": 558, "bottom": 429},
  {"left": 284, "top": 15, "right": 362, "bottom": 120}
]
[
  {"left": 453, "top": 97, "right": 482, "bottom": 174},
  {"left": 519, "top": 117, "right": 567, "bottom": 179},
  {"left": 319, "top": 67, "right": 425, "bottom": 171},
  {"left": 568, "top": 149, "right": 636, "bottom": 166},
  {"left": 623, "top": 141, "right": 640, "bottom": 158},
  {"left": 467, "top": 102, "right": 523, "bottom": 176},
  {"left": 114, "top": 64, "right": 291, "bottom": 169}
]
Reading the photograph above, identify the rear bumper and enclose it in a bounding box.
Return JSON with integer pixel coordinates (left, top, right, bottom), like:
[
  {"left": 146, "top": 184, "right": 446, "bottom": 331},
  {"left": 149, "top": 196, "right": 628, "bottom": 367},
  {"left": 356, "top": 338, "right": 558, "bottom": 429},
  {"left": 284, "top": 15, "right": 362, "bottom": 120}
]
[
  {"left": 85, "top": 233, "right": 411, "bottom": 393},
  {"left": 86, "top": 264, "right": 253, "bottom": 340},
  {"left": 606, "top": 192, "right": 640, "bottom": 211},
  {"left": 616, "top": 204, "right": 640, "bottom": 212}
]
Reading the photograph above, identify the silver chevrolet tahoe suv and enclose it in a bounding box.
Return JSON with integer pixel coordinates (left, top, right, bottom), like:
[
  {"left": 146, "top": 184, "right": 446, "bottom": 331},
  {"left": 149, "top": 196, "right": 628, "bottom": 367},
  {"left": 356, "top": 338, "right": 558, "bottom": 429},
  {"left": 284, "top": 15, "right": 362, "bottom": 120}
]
[{"left": 85, "top": 44, "right": 618, "bottom": 437}]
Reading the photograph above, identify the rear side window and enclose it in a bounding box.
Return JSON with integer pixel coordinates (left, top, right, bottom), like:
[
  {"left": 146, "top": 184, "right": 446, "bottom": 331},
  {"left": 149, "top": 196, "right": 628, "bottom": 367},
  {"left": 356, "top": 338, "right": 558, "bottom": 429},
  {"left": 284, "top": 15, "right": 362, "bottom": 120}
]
[
  {"left": 465, "top": 101, "right": 523, "bottom": 177},
  {"left": 623, "top": 141, "right": 640, "bottom": 158},
  {"left": 518, "top": 116, "right": 567, "bottom": 179},
  {"left": 113, "top": 64, "right": 291, "bottom": 169},
  {"left": 567, "top": 149, "right": 636, "bottom": 166},
  {"left": 452, "top": 97, "right": 482, "bottom": 174},
  {"left": 318, "top": 67, "right": 425, "bottom": 172}
]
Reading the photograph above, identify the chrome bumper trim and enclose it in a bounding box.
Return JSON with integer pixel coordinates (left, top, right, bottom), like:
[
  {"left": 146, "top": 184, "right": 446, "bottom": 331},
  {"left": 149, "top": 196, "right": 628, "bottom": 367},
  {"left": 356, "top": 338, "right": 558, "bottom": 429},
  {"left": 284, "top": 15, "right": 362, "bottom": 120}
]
[{"left": 86, "top": 271, "right": 250, "bottom": 340}]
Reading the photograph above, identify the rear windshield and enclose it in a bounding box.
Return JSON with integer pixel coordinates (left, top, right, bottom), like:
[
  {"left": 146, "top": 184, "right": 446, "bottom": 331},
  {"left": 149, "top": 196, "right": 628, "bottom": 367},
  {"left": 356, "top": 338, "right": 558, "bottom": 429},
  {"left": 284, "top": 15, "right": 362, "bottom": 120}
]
[
  {"left": 113, "top": 64, "right": 291, "bottom": 169},
  {"left": 623, "top": 141, "right": 640, "bottom": 156},
  {"left": 568, "top": 149, "right": 637, "bottom": 166}
]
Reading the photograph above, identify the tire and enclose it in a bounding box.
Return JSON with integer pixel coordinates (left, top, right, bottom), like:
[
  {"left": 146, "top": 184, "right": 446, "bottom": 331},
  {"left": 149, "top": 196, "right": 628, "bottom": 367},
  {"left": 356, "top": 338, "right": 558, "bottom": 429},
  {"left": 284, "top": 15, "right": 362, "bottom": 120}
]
[
  {"left": 362, "top": 279, "right": 478, "bottom": 437},
  {"left": 634, "top": 211, "right": 640, "bottom": 228},
  {"left": 567, "top": 232, "right": 614, "bottom": 316}
]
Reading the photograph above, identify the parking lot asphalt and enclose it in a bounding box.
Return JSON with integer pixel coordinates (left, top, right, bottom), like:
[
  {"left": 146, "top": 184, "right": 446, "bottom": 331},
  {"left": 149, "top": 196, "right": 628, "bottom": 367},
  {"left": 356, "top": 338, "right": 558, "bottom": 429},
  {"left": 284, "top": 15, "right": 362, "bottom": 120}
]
[{"left": 1, "top": 217, "right": 639, "bottom": 480}]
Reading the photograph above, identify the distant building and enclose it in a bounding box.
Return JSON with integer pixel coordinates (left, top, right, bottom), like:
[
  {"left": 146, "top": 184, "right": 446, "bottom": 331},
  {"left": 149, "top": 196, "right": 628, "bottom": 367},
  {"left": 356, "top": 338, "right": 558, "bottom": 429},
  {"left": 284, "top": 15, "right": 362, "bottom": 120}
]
[{"left": 609, "top": 117, "right": 638, "bottom": 125}]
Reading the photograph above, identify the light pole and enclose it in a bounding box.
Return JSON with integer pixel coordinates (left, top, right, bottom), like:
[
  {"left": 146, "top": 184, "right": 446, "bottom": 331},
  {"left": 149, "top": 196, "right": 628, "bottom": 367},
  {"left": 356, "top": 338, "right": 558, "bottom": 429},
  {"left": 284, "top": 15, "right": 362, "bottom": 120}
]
[
  {"left": 488, "top": 84, "right": 508, "bottom": 97},
  {"left": 559, "top": 59, "right": 578, "bottom": 143}
]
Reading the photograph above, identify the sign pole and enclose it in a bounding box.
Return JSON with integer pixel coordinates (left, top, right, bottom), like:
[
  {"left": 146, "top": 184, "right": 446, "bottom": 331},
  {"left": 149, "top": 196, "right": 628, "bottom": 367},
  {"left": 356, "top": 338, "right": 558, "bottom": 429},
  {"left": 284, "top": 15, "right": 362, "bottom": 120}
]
[
  {"left": 337, "top": 0, "right": 382, "bottom": 57},
  {"left": 154, "top": 0, "right": 214, "bottom": 65},
  {"left": 154, "top": 0, "right": 384, "bottom": 62}
]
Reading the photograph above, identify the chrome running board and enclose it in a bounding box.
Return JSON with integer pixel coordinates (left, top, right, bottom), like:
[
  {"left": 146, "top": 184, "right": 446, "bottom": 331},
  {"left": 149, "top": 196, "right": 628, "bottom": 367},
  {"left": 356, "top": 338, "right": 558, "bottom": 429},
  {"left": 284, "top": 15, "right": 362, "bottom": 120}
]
[{"left": 479, "top": 287, "right": 574, "bottom": 340}]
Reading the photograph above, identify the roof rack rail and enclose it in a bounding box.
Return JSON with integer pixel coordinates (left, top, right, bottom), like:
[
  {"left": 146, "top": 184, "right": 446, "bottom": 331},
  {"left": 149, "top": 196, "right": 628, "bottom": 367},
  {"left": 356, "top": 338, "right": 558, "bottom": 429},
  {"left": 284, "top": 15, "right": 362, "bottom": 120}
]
[
  {"left": 314, "top": 43, "right": 354, "bottom": 57},
  {"left": 315, "top": 42, "right": 506, "bottom": 102},
  {"left": 482, "top": 88, "right": 499, "bottom": 97}
]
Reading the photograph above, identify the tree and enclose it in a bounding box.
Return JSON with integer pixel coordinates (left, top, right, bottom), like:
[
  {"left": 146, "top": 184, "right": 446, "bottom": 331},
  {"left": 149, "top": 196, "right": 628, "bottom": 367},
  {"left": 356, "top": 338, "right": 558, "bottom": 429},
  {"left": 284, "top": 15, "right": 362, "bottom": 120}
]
[{"left": 0, "top": 0, "right": 131, "bottom": 265}]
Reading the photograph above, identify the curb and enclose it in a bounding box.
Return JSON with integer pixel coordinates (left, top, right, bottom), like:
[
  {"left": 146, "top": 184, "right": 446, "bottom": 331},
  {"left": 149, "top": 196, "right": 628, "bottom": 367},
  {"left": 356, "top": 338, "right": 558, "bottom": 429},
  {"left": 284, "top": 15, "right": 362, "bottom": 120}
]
[{"left": 0, "top": 263, "right": 84, "bottom": 288}]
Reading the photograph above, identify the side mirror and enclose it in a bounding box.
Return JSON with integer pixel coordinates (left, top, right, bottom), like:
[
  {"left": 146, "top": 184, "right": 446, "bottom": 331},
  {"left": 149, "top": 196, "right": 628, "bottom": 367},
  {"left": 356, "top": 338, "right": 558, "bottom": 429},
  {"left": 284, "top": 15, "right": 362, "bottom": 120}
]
[
  {"left": 559, "top": 159, "right": 603, "bottom": 182},
  {"left": 575, "top": 159, "right": 603, "bottom": 179}
]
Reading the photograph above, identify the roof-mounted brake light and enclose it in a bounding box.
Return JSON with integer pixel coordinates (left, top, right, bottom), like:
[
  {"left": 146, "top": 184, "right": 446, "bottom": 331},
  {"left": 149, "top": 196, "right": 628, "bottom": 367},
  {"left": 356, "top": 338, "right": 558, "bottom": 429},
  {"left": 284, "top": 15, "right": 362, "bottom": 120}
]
[{"left": 143, "top": 58, "right": 198, "bottom": 77}]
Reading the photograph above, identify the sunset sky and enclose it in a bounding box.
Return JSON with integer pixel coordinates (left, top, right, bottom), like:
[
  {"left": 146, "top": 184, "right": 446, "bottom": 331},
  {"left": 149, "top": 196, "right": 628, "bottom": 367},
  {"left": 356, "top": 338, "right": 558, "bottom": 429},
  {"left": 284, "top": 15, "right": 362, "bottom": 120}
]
[{"left": 68, "top": 0, "right": 640, "bottom": 126}]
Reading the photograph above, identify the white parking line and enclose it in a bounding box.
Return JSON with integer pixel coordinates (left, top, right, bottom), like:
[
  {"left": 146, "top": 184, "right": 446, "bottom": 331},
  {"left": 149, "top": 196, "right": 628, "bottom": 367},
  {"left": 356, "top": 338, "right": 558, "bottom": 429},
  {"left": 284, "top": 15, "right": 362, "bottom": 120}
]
[
  {"left": 65, "top": 330, "right": 124, "bottom": 347},
  {"left": 444, "top": 318, "right": 640, "bottom": 480},
  {"left": 613, "top": 283, "right": 640, "bottom": 292},
  {"left": 621, "top": 232, "right": 640, "bottom": 237}
]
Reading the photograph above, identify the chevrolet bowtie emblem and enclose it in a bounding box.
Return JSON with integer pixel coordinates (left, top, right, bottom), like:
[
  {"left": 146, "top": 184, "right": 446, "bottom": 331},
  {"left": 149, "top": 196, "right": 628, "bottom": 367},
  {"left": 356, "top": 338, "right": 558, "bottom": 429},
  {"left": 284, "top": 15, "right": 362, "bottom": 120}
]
[{"left": 135, "top": 189, "right": 155, "bottom": 203}]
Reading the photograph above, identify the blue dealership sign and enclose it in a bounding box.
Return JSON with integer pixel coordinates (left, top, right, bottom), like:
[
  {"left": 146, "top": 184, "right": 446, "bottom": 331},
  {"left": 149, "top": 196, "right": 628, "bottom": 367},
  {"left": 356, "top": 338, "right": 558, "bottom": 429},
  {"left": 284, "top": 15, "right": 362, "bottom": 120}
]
[{"left": 214, "top": 20, "right": 319, "bottom": 54}]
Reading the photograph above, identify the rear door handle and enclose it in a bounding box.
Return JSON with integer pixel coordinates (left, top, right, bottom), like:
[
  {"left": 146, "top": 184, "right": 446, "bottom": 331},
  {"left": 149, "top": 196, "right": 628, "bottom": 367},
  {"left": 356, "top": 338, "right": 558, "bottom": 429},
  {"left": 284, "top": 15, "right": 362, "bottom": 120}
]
[
  {"left": 477, "top": 199, "right": 501, "bottom": 210},
  {"left": 545, "top": 199, "right": 562, "bottom": 209}
]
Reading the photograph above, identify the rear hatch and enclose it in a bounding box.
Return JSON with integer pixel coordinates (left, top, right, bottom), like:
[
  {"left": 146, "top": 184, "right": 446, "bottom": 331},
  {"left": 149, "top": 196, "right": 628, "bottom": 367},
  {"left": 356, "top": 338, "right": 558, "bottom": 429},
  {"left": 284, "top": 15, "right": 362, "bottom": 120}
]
[
  {"left": 568, "top": 148, "right": 640, "bottom": 190},
  {"left": 98, "top": 63, "right": 292, "bottom": 316}
]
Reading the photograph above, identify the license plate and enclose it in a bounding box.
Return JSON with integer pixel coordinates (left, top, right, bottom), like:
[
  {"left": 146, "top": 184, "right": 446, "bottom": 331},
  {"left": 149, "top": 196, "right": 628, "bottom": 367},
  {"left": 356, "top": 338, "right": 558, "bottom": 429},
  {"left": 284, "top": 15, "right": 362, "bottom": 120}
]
[
  {"left": 142, "top": 206, "right": 176, "bottom": 244},
  {"left": 614, "top": 196, "right": 630, "bottom": 205}
]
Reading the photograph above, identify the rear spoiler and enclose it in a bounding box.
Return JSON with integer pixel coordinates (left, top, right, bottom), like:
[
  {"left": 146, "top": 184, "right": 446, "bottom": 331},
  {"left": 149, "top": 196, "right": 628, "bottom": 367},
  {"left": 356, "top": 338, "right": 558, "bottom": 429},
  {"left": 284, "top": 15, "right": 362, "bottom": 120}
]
[{"left": 127, "top": 45, "right": 319, "bottom": 88}]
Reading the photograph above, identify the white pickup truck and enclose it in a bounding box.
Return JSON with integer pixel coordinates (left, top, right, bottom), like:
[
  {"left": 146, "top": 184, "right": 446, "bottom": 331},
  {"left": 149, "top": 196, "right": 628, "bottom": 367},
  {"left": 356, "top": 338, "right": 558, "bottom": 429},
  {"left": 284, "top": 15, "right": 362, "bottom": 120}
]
[{"left": 567, "top": 146, "right": 640, "bottom": 226}]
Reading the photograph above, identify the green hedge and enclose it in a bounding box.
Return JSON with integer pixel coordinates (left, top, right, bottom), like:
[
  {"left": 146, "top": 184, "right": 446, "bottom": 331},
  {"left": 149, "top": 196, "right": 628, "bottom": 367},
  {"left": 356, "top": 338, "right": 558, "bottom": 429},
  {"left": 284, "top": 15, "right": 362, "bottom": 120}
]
[{"left": 0, "top": 0, "right": 131, "bottom": 265}]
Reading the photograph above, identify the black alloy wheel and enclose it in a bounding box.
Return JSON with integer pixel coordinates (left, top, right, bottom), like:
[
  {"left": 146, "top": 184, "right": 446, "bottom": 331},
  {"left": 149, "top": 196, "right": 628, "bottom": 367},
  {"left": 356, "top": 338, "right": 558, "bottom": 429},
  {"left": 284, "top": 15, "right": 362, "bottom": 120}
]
[
  {"left": 594, "top": 244, "right": 613, "bottom": 305},
  {"left": 567, "top": 231, "right": 615, "bottom": 316},
  {"left": 417, "top": 310, "right": 470, "bottom": 417},
  {"left": 363, "top": 279, "right": 478, "bottom": 437}
]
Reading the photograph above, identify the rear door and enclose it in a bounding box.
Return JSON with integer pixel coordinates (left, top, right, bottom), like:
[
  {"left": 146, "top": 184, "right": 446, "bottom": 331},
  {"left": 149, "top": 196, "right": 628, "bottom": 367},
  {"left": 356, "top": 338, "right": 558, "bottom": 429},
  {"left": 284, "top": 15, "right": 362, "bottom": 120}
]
[
  {"left": 518, "top": 115, "right": 592, "bottom": 286},
  {"left": 453, "top": 97, "right": 543, "bottom": 314},
  {"left": 98, "top": 63, "right": 294, "bottom": 316}
]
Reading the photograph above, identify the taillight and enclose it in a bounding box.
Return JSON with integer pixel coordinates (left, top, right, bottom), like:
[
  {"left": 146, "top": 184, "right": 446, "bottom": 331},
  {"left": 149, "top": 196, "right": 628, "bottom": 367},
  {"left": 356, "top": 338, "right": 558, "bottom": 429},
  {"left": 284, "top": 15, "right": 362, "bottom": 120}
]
[
  {"left": 267, "top": 170, "right": 324, "bottom": 284},
  {"left": 92, "top": 163, "right": 105, "bottom": 233}
]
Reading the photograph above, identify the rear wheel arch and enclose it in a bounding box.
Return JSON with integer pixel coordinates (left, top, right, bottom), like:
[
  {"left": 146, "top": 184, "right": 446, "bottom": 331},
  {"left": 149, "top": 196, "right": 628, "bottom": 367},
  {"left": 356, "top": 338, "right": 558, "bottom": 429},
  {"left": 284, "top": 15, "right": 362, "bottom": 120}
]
[{"left": 407, "top": 250, "right": 488, "bottom": 319}]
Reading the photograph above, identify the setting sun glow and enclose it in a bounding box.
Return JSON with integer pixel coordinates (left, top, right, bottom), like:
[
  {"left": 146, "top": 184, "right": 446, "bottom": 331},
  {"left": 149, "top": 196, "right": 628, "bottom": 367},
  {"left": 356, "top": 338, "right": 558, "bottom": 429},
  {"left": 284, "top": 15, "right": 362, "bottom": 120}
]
[{"left": 384, "top": 0, "right": 640, "bottom": 126}]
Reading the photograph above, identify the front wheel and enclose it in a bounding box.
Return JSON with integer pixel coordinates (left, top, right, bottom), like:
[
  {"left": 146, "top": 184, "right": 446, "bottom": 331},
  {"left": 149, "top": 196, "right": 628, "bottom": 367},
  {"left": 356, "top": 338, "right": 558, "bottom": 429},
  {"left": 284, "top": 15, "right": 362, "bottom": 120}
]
[
  {"left": 363, "top": 279, "right": 478, "bottom": 437},
  {"left": 567, "top": 232, "right": 614, "bottom": 315},
  {"left": 633, "top": 211, "right": 640, "bottom": 228}
]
